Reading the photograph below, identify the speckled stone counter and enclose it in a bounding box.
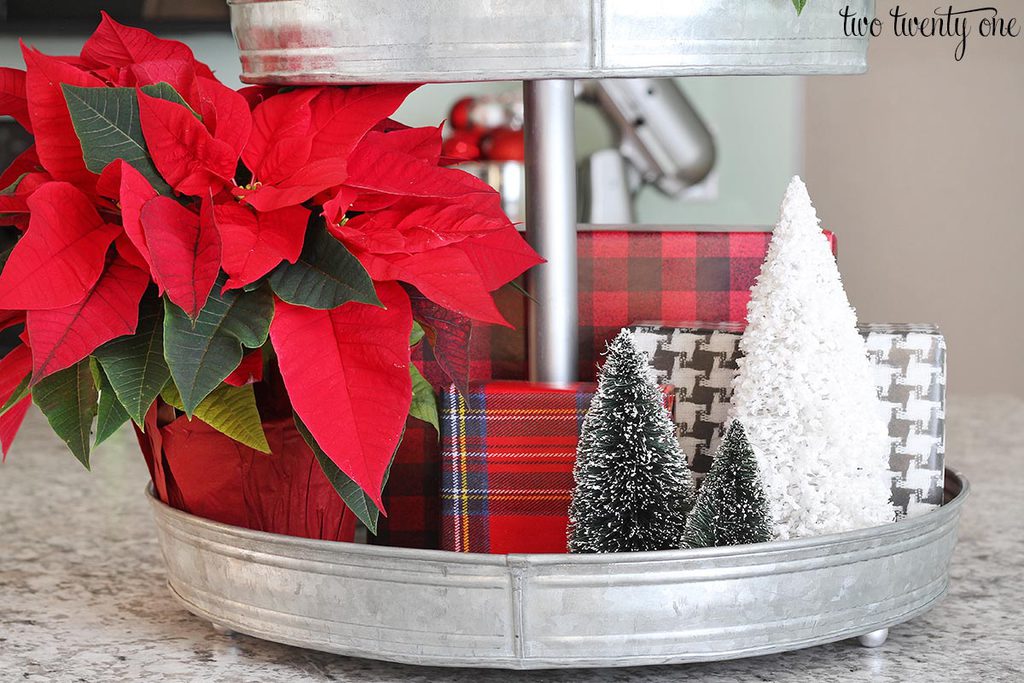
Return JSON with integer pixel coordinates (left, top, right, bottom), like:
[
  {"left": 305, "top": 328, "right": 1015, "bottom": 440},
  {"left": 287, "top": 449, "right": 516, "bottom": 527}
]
[{"left": 1, "top": 396, "right": 1020, "bottom": 682}]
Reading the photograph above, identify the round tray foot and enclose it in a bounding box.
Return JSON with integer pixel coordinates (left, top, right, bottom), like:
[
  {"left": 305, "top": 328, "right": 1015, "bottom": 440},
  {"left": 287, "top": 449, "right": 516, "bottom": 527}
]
[{"left": 858, "top": 628, "right": 889, "bottom": 648}]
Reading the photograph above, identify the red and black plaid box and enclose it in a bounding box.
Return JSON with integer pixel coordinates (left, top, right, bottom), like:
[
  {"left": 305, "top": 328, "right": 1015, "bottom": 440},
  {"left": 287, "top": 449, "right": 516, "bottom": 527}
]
[
  {"left": 415, "top": 227, "right": 837, "bottom": 385},
  {"left": 440, "top": 381, "right": 595, "bottom": 554},
  {"left": 574, "top": 229, "right": 786, "bottom": 379}
]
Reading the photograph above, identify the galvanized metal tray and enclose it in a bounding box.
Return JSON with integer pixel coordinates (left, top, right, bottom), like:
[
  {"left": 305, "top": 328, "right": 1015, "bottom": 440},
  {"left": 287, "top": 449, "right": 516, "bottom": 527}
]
[
  {"left": 148, "top": 470, "right": 968, "bottom": 669},
  {"left": 228, "top": 0, "right": 875, "bottom": 84}
]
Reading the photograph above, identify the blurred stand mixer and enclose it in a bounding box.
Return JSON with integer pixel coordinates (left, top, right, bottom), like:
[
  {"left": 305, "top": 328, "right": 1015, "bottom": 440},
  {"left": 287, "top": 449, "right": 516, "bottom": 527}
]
[{"left": 443, "top": 79, "right": 716, "bottom": 224}]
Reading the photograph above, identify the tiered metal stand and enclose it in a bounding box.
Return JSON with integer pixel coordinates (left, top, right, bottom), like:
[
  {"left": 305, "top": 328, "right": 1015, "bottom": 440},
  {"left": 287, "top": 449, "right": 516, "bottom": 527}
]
[
  {"left": 147, "top": 0, "right": 969, "bottom": 668},
  {"left": 229, "top": 0, "right": 879, "bottom": 384}
]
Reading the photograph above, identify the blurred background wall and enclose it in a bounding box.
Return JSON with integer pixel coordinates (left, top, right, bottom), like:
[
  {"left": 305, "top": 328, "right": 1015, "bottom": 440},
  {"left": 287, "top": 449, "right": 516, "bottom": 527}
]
[
  {"left": 804, "top": 0, "right": 1024, "bottom": 398},
  {"left": 1, "top": 0, "right": 1020, "bottom": 396}
]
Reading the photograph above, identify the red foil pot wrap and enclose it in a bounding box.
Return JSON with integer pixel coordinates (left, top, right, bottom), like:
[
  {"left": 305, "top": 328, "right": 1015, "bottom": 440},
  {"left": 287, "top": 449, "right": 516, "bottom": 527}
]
[{"left": 136, "top": 403, "right": 357, "bottom": 543}]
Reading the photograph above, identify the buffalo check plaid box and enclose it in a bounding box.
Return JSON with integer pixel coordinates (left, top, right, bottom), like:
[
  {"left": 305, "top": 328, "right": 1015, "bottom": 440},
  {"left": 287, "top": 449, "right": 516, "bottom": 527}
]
[
  {"left": 414, "top": 228, "right": 837, "bottom": 385},
  {"left": 440, "top": 381, "right": 596, "bottom": 554},
  {"left": 575, "top": 229, "right": 775, "bottom": 380},
  {"left": 629, "top": 322, "right": 946, "bottom": 518}
]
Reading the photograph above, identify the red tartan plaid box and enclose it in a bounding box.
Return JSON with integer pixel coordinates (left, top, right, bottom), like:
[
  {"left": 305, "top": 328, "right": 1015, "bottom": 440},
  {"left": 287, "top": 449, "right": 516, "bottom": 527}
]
[
  {"left": 440, "top": 380, "right": 674, "bottom": 554},
  {"left": 440, "top": 381, "right": 595, "bottom": 554},
  {"left": 415, "top": 228, "right": 837, "bottom": 385}
]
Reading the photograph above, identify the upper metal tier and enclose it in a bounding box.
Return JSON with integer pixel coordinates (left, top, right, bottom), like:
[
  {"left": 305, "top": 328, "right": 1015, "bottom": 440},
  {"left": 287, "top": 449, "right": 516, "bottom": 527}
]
[{"left": 229, "top": 0, "right": 874, "bottom": 84}]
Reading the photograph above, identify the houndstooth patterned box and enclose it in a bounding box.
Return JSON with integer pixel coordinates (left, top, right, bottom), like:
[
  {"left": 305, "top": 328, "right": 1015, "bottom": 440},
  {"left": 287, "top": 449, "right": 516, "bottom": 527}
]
[
  {"left": 629, "top": 322, "right": 946, "bottom": 518},
  {"left": 862, "top": 323, "right": 946, "bottom": 518},
  {"left": 631, "top": 322, "right": 745, "bottom": 477}
]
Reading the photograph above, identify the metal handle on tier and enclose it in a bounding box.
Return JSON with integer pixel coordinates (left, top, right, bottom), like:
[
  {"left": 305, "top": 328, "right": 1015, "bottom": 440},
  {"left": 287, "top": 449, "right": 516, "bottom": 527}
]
[{"left": 523, "top": 79, "right": 578, "bottom": 386}]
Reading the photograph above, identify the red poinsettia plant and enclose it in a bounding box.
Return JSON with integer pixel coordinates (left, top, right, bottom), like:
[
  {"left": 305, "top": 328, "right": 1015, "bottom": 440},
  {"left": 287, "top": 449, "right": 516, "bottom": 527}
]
[{"left": 0, "top": 14, "right": 540, "bottom": 529}]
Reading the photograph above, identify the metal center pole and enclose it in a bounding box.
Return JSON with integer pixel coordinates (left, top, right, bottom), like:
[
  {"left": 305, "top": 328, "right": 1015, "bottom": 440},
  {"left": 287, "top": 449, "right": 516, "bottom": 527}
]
[{"left": 523, "top": 79, "right": 578, "bottom": 386}]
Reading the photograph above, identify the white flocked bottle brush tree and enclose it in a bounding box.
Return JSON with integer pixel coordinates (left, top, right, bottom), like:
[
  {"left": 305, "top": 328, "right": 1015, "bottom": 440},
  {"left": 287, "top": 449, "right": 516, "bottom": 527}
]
[{"left": 730, "top": 176, "right": 895, "bottom": 540}]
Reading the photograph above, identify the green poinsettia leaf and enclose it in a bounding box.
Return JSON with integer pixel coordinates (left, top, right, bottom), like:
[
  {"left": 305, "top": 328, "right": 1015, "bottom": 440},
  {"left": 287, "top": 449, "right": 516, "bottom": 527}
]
[
  {"left": 139, "top": 82, "right": 199, "bottom": 117},
  {"left": 0, "top": 372, "right": 31, "bottom": 416},
  {"left": 1, "top": 173, "right": 27, "bottom": 195},
  {"left": 268, "top": 225, "right": 381, "bottom": 310},
  {"left": 410, "top": 320, "right": 425, "bottom": 347},
  {"left": 61, "top": 82, "right": 195, "bottom": 196},
  {"left": 409, "top": 363, "right": 439, "bottom": 435},
  {"left": 508, "top": 279, "right": 538, "bottom": 305},
  {"left": 792, "top": 0, "right": 808, "bottom": 14},
  {"left": 162, "top": 381, "right": 270, "bottom": 453},
  {"left": 163, "top": 276, "right": 274, "bottom": 417},
  {"left": 92, "top": 359, "right": 130, "bottom": 447},
  {"left": 294, "top": 414, "right": 399, "bottom": 535},
  {"left": 33, "top": 360, "right": 98, "bottom": 468},
  {"left": 94, "top": 294, "right": 170, "bottom": 426}
]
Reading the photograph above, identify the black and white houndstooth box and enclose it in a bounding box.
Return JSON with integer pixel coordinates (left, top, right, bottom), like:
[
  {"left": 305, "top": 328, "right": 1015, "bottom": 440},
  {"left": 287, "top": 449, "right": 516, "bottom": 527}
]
[{"left": 629, "top": 322, "right": 946, "bottom": 518}]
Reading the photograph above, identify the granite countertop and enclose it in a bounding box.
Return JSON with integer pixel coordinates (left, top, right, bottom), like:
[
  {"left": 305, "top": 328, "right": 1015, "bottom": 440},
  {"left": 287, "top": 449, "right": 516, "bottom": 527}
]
[{"left": 1, "top": 396, "right": 1020, "bottom": 682}]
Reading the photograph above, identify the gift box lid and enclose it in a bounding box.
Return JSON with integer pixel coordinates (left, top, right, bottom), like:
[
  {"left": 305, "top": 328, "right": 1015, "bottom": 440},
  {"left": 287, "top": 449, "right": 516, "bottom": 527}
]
[
  {"left": 857, "top": 323, "right": 942, "bottom": 335},
  {"left": 631, "top": 321, "right": 943, "bottom": 336},
  {"left": 631, "top": 321, "right": 746, "bottom": 332},
  {"left": 452, "top": 380, "right": 598, "bottom": 395}
]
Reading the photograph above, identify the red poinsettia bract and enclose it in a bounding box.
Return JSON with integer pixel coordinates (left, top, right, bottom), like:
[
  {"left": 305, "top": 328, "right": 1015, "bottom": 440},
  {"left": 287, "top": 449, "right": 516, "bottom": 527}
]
[{"left": 0, "top": 14, "right": 541, "bottom": 525}]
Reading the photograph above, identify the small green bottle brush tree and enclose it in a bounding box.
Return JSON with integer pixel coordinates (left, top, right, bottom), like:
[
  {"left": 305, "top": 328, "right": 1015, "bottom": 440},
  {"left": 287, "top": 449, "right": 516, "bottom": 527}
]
[
  {"left": 681, "top": 421, "right": 772, "bottom": 549},
  {"left": 568, "top": 330, "right": 695, "bottom": 553}
]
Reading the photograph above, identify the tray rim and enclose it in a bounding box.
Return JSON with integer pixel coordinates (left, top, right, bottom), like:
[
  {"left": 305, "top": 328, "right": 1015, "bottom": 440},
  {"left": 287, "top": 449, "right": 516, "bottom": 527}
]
[
  {"left": 146, "top": 469, "right": 969, "bottom": 566},
  {"left": 147, "top": 471, "right": 968, "bottom": 668}
]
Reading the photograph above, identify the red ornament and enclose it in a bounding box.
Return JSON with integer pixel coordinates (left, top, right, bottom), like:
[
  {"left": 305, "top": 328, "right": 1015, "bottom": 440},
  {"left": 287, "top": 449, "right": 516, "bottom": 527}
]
[
  {"left": 448, "top": 96, "right": 475, "bottom": 130},
  {"left": 481, "top": 128, "right": 525, "bottom": 161},
  {"left": 441, "top": 128, "right": 483, "bottom": 161}
]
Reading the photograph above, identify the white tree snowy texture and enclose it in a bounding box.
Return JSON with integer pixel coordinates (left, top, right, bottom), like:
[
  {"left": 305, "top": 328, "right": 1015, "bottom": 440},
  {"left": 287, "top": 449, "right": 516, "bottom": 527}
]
[{"left": 729, "top": 177, "right": 895, "bottom": 539}]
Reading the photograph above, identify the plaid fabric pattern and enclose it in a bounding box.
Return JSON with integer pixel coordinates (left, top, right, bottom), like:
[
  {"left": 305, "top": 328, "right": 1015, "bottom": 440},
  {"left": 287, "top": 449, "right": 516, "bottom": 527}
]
[
  {"left": 371, "top": 416, "right": 440, "bottom": 549},
  {"left": 629, "top": 322, "right": 946, "bottom": 518},
  {"left": 577, "top": 230, "right": 772, "bottom": 379},
  {"left": 414, "top": 228, "right": 836, "bottom": 385},
  {"left": 440, "top": 381, "right": 596, "bottom": 554}
]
